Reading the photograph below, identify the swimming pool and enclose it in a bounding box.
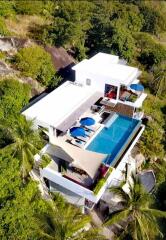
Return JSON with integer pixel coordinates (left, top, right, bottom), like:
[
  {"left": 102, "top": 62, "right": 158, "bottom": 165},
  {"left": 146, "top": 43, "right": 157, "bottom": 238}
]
[{"left": 86, "top": 114, "right": 141, "bottom": 166}]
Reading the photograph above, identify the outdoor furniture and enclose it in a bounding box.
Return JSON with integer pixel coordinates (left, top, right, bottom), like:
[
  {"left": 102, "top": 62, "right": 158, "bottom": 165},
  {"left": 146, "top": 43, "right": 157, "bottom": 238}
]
[
  {"left": 70, "top": 138, "right": 85, "bottom": 148},
  {"left": 130, "top": 83, "right": 144, "bottom": 92},
  {"left": 100, "top": 97, "right": 117, "bottom": 107},
  {"left": 70, "top": 126, "right": 86, "bottom": 138},
  {"left": 120, "top": 91, "right": 131, "bottom": 101},
  {"left": 75, "top": 135, "right": 89, "bottom": 142},
  {"left": 84, "top": 123, "right": 100, "bottom": 132},
  {"left": 80, "top": 117, "right": 95, "bottom": 126}
]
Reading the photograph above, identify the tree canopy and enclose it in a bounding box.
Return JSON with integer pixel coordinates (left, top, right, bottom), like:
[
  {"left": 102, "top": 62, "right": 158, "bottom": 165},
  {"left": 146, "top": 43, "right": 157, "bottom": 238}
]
[
  {"left": 105, "top": 174, "right": 166, "bottom": 240},
  {"left": 14, "top": 45, "right": 56, "bottom": 86},
  {"left": 0, "top": 78, "right": 30, "bottom": 121}
]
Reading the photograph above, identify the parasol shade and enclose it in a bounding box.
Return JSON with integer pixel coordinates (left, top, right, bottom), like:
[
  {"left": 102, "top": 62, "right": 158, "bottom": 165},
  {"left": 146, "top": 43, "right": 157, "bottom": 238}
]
[
  {"left": 70, "top": 127, "right": 86, "bottom": 137},
  {"left": 130, "top": 84, "right": 144, "bottom": 91},
  {"left": 80, "top": 117, "right": 95, "bottom": 126}
]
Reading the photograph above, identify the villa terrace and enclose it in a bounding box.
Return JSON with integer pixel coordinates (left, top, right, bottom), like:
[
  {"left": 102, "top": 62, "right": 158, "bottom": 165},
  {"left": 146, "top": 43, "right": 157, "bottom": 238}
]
[{"left": 22, "top": 53, "right": 147, "bottom": 209}]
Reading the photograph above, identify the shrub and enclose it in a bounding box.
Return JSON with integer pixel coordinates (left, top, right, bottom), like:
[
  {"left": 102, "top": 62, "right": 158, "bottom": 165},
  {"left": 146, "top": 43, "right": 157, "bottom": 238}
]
[
  {"left": 93, "top": 167, "right": 113, "bottom": 195},
  {"left": 0, "top": 78, "right": 30, "bottom": 121},
  {"left": 138, "top": 45, "right": 166, "bottom": 68},
  {"left": 14, "top": 45, "right": 56, "bottom": 86},
  {"left": 0, "top": 1, "right": 15, "bottom": 17},
  {"left": 39, "top": 154, "right": 51, "bottom": 169}
]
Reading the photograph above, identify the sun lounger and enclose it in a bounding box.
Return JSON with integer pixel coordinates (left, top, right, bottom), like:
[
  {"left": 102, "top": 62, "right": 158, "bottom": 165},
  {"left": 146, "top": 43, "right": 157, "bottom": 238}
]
[
  {"left": 85, "top": 124, "right": 100, "bottom": 132},
  {"left": 75, "top": 135, "right": 89, "bottom": 142},
  {"left": 70, "top": 139, "right": 85, "bottom": 148}
]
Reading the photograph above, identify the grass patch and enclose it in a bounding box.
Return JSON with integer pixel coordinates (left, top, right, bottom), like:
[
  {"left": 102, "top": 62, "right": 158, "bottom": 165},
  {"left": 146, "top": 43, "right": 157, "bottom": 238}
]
[{"left": 5, "top": 15, "right": 51, "bottom": 38}]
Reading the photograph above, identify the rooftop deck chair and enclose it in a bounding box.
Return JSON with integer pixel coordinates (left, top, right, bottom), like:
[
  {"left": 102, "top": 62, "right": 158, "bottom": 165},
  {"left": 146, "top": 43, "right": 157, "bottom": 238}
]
[
  {"left": 85, "top": 123, "right": 100, "bottom": 132},
  {"left": 75, "top": 134, "right": 90, "bottom": 142},
  {"left": 70, "top": 138, "right": 85, "bottom": 148}
]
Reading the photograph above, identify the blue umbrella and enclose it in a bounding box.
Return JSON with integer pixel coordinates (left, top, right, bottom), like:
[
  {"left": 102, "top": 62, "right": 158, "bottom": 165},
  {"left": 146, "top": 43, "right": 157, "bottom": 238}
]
[
  {"left": 70, "top": 127, "right": 86, "bottom": 137},
  {"left": 80, "top": 117, "right": 95, "bottom": 126},
  {"left": 130, "top": 84, "right": 144, "bottom": 91}
]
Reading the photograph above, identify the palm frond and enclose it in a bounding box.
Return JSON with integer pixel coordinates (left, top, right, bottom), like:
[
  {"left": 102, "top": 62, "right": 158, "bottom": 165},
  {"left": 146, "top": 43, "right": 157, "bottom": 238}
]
[
  {"left": 142, "top": 208, "right": 166, "bottom": 218},
  {"left": 109, "top": 185, "right": 130, "bottom": 204},
  {"left": 104, "top": 209, "right": 131, "bottom": 226}
]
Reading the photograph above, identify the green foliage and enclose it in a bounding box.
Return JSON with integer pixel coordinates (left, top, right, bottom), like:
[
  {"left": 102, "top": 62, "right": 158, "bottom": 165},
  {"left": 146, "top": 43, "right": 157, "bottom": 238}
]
[
  {"left": 1, "top": 116, "right": 44, "bottom": 179},
  {"left": 105, "top": 174, "right": 166, "bottom": 240},
  {"left": 14, "top": 0, "right": 46, "bottom": 15},
  {"left": 0, "top": 16, "right": 9, "bottom": 36},
  {"left": 0, "top": 0, "right": 15, "bottom": 17},
  {"left": 134, "top": 33, "right": 166, "bottom": 68},
  {"left": 94, "top": 178, "right": 106, "bottom": 195},
  {"left": 39, "top": 154, "right": 51, "bottom": 169},
  {"left": 150, "top": 62, "right": 166, "bottom": 98},
  {"left": 0, "top": 151, "right": 49, "bottom": 240},
  {"left": 139, "top": 45, "right": 166, "bottom": 68},
  {"left": 110, "top": 23, "right": 135, "bottom": 61},
  {"left": 140, "top": 2, "right": 166, "bottom": 35},
  {"left": 86, "top": 2, "right": 114, "bottom": 55},
  {"left": 44, "top": 1, "right": 94, "bottom": 59},
  {"left": 112, "top": 3, "right": 144, "bottom": 32},
  {"left": 0, "top": 51, "right": 5, "bottom": 59},
  {"left": 0, "top": 153, "right": 21, "bottom": 204},
  {"left": 139, "top": 94, "right": 165, "bottom": 160},
  {"left": 14, "top": 45, "right": 56, "bottom": 86},
  {"left": 0, "top": 179, "right": 48, "bottom": 239},
  {"left": 153, "top": 160, "right": 166, "bottom": 185},
  {"left": 140, "top": 120, "right": 165, "bottom": 160},
  {"left": 94, "top": 167, "right": 113, "bottom": 195},
  {"left": 39, "top": 193, "right": 105, "bottom": 240},
  {"left": 0, "top": 78, "right": 30, "bottom": 121}
]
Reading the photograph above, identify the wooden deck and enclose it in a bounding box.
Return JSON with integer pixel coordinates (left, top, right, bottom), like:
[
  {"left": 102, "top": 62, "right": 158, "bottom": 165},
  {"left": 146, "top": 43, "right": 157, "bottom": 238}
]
[{"left": 105, "top": 103, "right": 134, "bottom": 117}]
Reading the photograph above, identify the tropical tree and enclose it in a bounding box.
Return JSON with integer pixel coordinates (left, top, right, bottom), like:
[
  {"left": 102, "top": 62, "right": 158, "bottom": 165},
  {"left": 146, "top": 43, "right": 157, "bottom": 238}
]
[
  {"left": 0, "top": 78, "right": 30, "bottom": 122},
  {"left": 151, "top": 62, "right": 166, "bottom": 98},
  {"left": 104, "top": 174, "right": 166, "bottom": 240},
  {"left": 39, "top": 194, "right": 105, "bottom": 240},
  {"left": 14, "top": 45, "right": 56, "bottom": 86},
  {"left": 1, "top": 116, "right": 44, "bottom": 180}
]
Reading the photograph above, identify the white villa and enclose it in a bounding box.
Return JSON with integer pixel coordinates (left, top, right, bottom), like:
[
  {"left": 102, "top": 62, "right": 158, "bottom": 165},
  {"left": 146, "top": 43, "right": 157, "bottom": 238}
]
[{"left": 22, "top": 53, "right": 147, "bottom": 210}]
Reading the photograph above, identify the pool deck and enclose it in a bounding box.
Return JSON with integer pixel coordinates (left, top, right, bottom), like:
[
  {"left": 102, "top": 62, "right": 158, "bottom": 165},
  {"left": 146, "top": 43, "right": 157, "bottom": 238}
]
[{"left": 56, "top": 105, "right": 142, "bottom": 171}]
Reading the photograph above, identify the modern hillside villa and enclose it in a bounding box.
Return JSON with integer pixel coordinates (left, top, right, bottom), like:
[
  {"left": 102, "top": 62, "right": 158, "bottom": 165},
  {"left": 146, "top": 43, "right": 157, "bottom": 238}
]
[{"left": 22, "top": 53, "right": 147, "bottom": 210}]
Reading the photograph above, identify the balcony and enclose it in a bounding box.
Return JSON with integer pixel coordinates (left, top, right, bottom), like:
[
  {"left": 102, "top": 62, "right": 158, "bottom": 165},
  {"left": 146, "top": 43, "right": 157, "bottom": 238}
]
[
  {"left": 118, "top": 91, "right": 147, "bottom": 108},
  {"left": 40, "top": 158, "right": 116, "bottom": 203}
]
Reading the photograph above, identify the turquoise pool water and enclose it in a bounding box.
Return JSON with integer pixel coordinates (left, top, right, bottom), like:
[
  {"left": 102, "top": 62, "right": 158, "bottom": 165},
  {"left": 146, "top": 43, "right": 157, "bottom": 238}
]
[{"left": 86, "top": 114, "right": 141, "bottom": 166}]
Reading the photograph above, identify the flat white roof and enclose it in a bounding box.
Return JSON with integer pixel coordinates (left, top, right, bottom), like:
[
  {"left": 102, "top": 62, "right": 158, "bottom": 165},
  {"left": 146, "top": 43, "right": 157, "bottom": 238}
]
[
  {"left": 22, "top": 81, "right": 101, "bottom": 129},
  {"left": 72, "top": 52, "right": 140, "bottom": 86}
]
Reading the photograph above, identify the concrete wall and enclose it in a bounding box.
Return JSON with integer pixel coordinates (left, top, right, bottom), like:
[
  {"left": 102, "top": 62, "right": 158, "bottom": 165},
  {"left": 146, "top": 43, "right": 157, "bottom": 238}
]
[
  {"left": 75, "top": 70, "right": 120, "bottom": 93},
  {"left": 40, "top": 167, "right": 98, "bottom": 202}
]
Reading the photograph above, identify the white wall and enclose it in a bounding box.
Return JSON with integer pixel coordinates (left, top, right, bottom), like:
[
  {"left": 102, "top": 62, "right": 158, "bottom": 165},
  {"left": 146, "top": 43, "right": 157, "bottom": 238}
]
[
  {"left": 75, "top": 70, "right": 120, "bottom": 94},
  {"left": 40, "top": 167, "right": 98, "bottom": 202}
]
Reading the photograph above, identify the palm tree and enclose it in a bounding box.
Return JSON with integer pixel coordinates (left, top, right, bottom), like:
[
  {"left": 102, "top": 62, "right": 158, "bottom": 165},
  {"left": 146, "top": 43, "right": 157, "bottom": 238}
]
[
  {"left": 1, "top": 116, "right": 43, "bottom": 180},
  {"left": 151, "top": 62, "right": 166, "bottom": 98},
  {"left": 39, "top": 194, "right": 105, "bottom": 240},
  {"left": 104, "top": 173, "right": 166, "bottom": 240}
]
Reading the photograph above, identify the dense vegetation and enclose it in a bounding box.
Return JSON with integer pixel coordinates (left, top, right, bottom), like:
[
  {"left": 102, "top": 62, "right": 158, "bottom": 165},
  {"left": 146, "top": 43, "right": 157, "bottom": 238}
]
[
  {"left": 0, "top": 0, "right": 165, "bottom": 239},
  {"left": 14, "top": 45, "right": 56, "bottom": 86}
]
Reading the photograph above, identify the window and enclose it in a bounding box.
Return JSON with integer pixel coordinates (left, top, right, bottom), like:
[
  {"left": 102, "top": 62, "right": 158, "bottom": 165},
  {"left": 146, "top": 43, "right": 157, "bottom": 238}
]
[{"left": 86, "top": 78, "right": 91, "bottom": 86}]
